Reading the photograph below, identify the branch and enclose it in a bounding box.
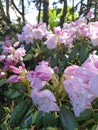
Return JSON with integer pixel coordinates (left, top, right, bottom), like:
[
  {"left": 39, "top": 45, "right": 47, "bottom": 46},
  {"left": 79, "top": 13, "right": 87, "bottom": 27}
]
[{"left": 11, "top": 0, "right": 22, "bottom": 15}]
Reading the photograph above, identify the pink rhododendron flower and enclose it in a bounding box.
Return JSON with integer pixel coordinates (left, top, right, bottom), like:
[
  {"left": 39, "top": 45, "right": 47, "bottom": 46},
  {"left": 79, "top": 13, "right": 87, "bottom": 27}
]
[
  {"left": 35, "top": 61, "right": 54, "bottom": 81},
  {"left": 54, "top": 26, "right": 61, "bottom": 35},
  {"left": 89, "top": 75, "right": 98, "bottom": 96},
  {"left": 14, "top": 46, "right": 26, "bottom": 61},
  {"left": 30, "top": 90, "right": 60, "bottom": 112},
  {"left": 30, "top": 77, "right": 46, "bottom": 90},
  {"left": 0, "top": 55, "right": 6, "bottom": 62},
  {"left": 26, "top": 61, "right": 54, "bottom": 90},
  {"left": 87, "top": 10, "right": 93, "bottom": 18},
  {"left": 8, "top": 75, "right": 24, "bottom": 83},
  {"left": 64, "top": 65, "right": 79, "bottom": 79},
  {"left": 17, "top": 22, "right": 46, "bottom": 44},
  {"left": 89, "top": 22, "right": 98, "bottom": 46},
  {"left": 13, "top": 41, "right": 20, "bottom": 48},
  {"left": 64, "top": 64, "right": 95, "bottom": 84},
  {"left": 26, "top": 71, "right": 36, "bottom": 82},
  {"left": 26, "top": 71, "right": 46, "bottom": 90},
  {"left": 73, "top": 67, "right": 94, "bottom": 84},
  {"left": 63, "top": 52, "right": 98, "bottom": 116},
  {"left": 2, "top": 44, "right": 14, "bottom": 55},
  {"left": 59, "top": 30, "right": 74, "bottom": 47},
  {"left": 9, "top": 65, "right": 23, "bottom": 74},
  {"left": 82, "top": 52, "right": 98, "bottom": 72},
  {"left": 64, "top": 77, "right": 95, "bottom": 117},
  {"left": 44, "top": 35, "right": 58, "bottom": 49},
  {"left": 0, "top": 71, "right": 6, "bottom": 78},
  {"left": 3, "top": 54, "right": 18, "bottom": 70},
  {"left": 22, "top": 22, "right": 33, "bottom": 32}
]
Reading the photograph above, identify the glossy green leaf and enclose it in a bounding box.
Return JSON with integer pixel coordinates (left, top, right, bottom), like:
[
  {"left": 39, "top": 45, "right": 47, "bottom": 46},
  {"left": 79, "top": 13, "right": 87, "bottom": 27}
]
[
  {"left": 59, "top": 54, "right": 67, "bottom": 73},
  {"left": 79, "top": 44, "right": 88, "bottom": 64},
  {"left": 21, "top": 108, "right": 38, "bottom": 128},
  {"left": 91, "top": 125, "right": 98, "bottom": 130},
  {"left": 0, "top": 103, "right": 4, "bottom": 123},
  {"left": 94, "top": 112, "right": 98, "bottom": 122},
  {"left": 32, "top": 111, "right": 39, "bottom": 124},
  {"left": 35, "top": 111, "right": 44, "bottom": 128},
  {"left": 23, "top": 54, "right": 33, "bottom": 61},
  {"left": 0, "top": 123, "right": 9, "bottom": 130},
  {"left": 21, "top": 114, "right": 33, "bottom": 128},
  {"left": 47, "top": 127, "right": 58, "bottom": 130},
  {"left": 76, "top": 109, "right": 92, "bottom": 121},
  {"left": 5, "top": 89, "right": 21, "bottom": 99},
  {"left": 50, "top": 52, "right": 59, "bottom": 68},
  {"left": 0, "top": 79, "right": 6, "bottom": 87},
  {"left": 43, "top": 113, "right": 57, "bottom": 127},
  {"left": 9, "top": 100, "right": 30, "bottom": 126},
  {"left": 69, "top": 46, "right": 79, "bottom": 62},
  {"left": 13, "top": 127, "right": 20, "bottom": 130},
  {"left": 60, "top": 106, "right": 79, "bottom": 130}
]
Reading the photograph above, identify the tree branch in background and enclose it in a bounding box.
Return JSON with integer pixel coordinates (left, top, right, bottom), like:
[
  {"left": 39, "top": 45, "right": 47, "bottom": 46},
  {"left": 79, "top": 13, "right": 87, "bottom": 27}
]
[
  {"left": 11, "top": 0, "right": 22, "bottom": 15},
  {"left": 43, "top": 0, "right": 49, "bottom": 26},
  {"left": 6, "top": 0, "right": 10, "bottom": 20},
  {"left": 21, "top": 0, "right": 25, "bottom": 21},
  {"left": 37, "top": 0, "right": 42, "bottom": 24},
  {"left": 72, "top": 0, "right": 74, "bottom": 21},
  {"left": 0, "top": 0, "right": 6, "bottom": 18},
  {"left": 59, "top": 0, "right": 67, "bottom": 28}
]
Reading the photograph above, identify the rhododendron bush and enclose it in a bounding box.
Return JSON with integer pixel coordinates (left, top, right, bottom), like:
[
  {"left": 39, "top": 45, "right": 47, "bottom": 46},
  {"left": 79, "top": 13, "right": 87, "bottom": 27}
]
[{"left": 1, "top": 17, "right": 98, "bottom": 130}]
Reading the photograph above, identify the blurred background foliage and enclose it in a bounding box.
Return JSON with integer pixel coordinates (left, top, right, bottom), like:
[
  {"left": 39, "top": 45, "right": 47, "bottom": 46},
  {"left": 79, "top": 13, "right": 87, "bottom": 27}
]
[{"left": 0, "top": 0, "right": 98, "bottom": 38}]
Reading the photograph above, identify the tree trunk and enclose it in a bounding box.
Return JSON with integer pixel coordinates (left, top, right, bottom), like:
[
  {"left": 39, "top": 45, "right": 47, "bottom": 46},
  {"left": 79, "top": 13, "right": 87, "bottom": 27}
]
[
  {"left": 0, "top": 0, "right": 6, "bottom": 19},
  {"left": 11, "top": 0, "right": 22, "bottom": 15},
  {"left": 93, "top": 0, "right": 98, "bottom": 21},
  {"left": 79, "top": 0, "right": 84, "bottom": 16},
  {"left": 59, "top": 0, "right": 67, "bottom": 28},
  {"left": 6, "top": 0, "right": 10, "bottom": 20},
  {"left": 21, "top": 0, "right": 25, "bottom": 21},
  {"left": 72, "top": 0, "right": 74, "bottom": 21},
  {"left": 43, "top": 0, "right": 49, "bottom": 26},
  {"left": 37, "top": 0, "right": 42, "bottom": 24}
]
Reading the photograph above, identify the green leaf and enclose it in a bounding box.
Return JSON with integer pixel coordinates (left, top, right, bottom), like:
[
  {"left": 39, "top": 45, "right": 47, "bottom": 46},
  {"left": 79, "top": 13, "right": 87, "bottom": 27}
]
[
  {"left": 32, "top": 111, "right": 39, "bottom": 124},
  {"left": 20, "top": 108, "right": 33, "bottom": 126},
  {"left": 21, "top": 114, "right": 33, "bottom": 128},
  {"left": 35, "top": 111, "right": 44, "bottom": 128},
  {"left": 43, "top": 113, "right": 57, "bottom": 127},
  {"left": 5, "top": 89, "right": 21, "bottom": 99},
  {"left": 9, "top": 99, "right": 31, "bottom": 126},
  {"left": 0, "top": 106, "right": 10, "bottom": 124},
  {"left": 91, "top": 125, "right": 98, "bottom": 130},
  {"left": 94, "top": 112, "right": 98, "bottom": 122},
  {"left": 0, "top": 103, "right": 4, "bottom": 123},
  {"left": 13, "top": 127, "right": 20, "bottom": 130},
  {"left": 47, "top": 127, "right": 58, "bottom": 130},
  {"left": 59, "top": 54, "right": 67, "bottom": 73},
  {"left": 0, "top": 79, "right": 6, "bottom": 87},
  {"left": 24, "top": 44, "right": 32, "bottom": 52},
  {"left": 0, "top": 123, "right": 9, "bottom": 130},
  {"left": 50, "top": 52, "right": 58, "bottom": 68},
  {"left": 79, "top": 44, "right": 88, "bottom": 64},
  {"left": 23, "top": 54, "right": 33, "bottom": 61},
  {"left": 8, "top": 83, "right": 27, "bottom": 92},
  {"left": 60, "top": 106, "right": 79, "bottom": 130},
  {"left": 76, "top": 109, "right": 92, "bottom": 121},
  {"left": 69, "top": 46, "right": 79, "bottom": 62}
]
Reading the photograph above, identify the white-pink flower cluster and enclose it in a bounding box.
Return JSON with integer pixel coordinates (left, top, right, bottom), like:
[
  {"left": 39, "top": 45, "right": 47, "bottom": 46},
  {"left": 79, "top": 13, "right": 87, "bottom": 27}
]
[
  {"left": 63, "top": 52, "right": 98, "bottom": 116},
  {"left": 0, "top": 39, "right": 26, "bottom": 81},
  {"left": 17, "top": 22, "right": 47, "bottom": 44},
  {"left": 26, "top": 61, "right": 60, "bottom": 112},
  {"left": 17, "top": 17, "right": 98, "bottom": 49}
]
